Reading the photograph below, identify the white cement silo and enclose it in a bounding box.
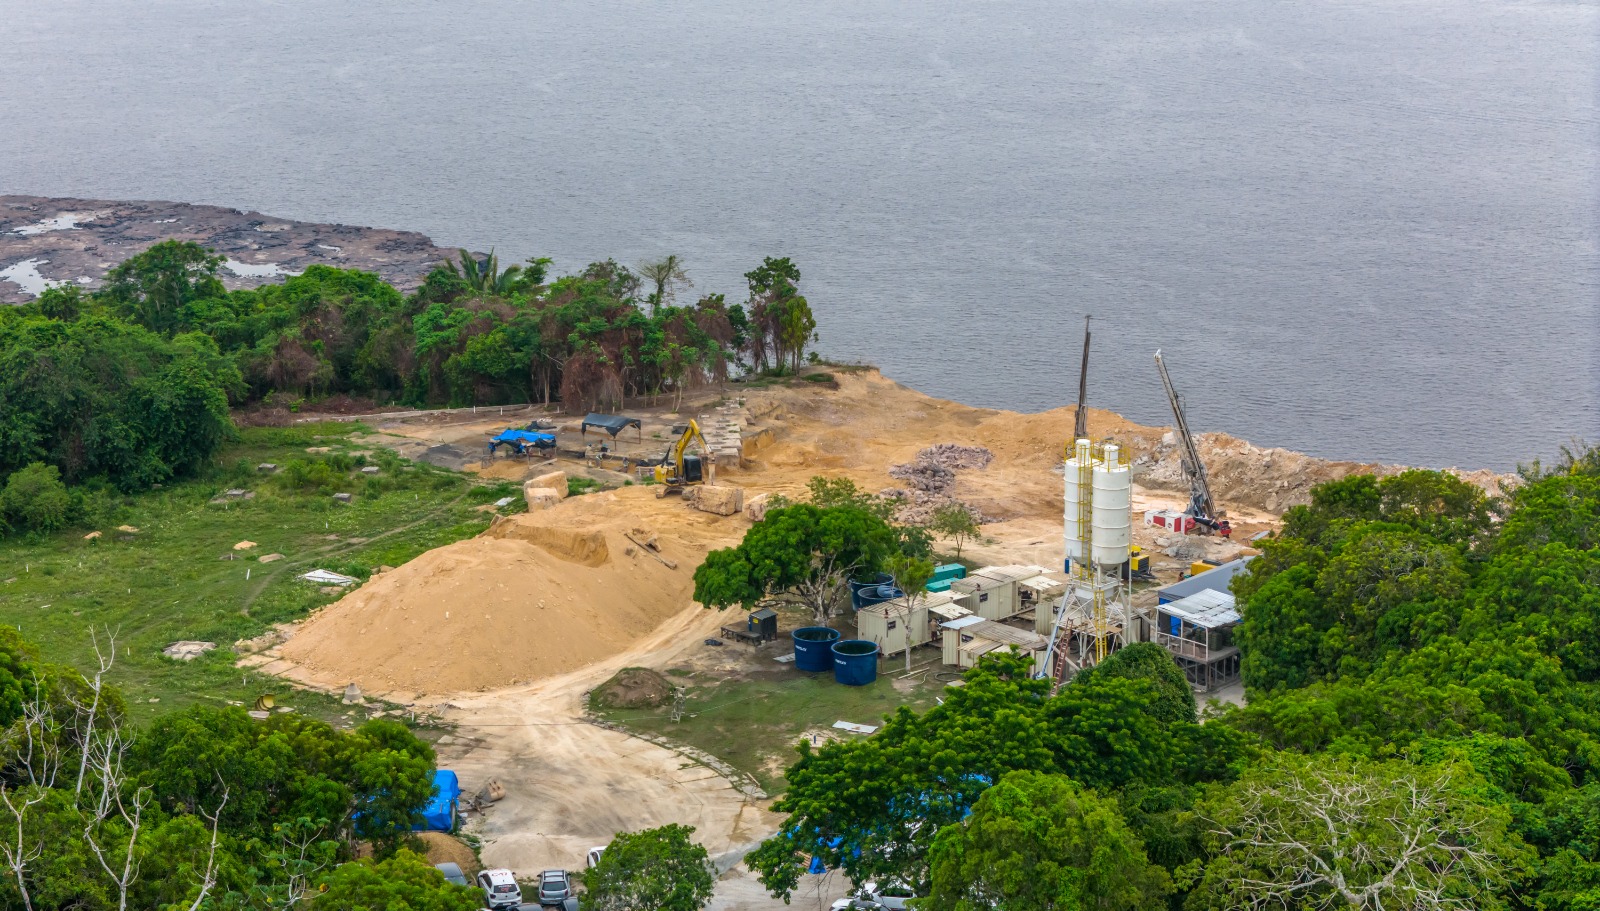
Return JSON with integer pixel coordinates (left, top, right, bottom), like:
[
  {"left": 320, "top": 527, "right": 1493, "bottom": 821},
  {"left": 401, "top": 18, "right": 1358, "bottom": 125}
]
[
  {"left": 1091, "top": 443, "right": 1132, "bottom": 567},
  {"left": 1063, "top": 439, "right": 1097, "bottom": 566}
]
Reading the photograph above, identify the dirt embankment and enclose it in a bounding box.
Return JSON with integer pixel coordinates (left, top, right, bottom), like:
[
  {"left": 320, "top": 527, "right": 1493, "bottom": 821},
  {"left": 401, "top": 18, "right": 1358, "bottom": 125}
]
[
  {"left": 276, "top": 489, "right": 745, "bottom": 698},
  {"left": 0, "top": 195, "right": 455, "bottom": 303}
]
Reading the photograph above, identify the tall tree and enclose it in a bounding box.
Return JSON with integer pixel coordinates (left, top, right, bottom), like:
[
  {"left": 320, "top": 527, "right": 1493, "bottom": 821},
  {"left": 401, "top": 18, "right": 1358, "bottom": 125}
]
[
  {"left": 443, "top": 248, "right": 523, "bottom": 297},
  {"left": 885, "top": 552, "right": 934, "bottom": 672},
  {"left": 584, "top": 824, "right": 716, "bottom": 911},
  {"left": 926, "top": 771, "right": 1171, "bottom": 911},
  {"left": 639, "top": 255, "right": 691, "bottom": 316},
  {"left": 101, "top": 240, "right": 226, "bottom": 335},
  {"left": 930, "top": 503, "right": 980, "bottom": 560},
  {"left": 694, "top": 502, "right": 901, "bottom": 624}
]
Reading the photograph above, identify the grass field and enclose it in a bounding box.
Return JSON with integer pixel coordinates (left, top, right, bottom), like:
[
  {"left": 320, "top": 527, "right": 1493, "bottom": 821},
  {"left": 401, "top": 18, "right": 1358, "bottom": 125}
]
[
  {"left": 0, "top": 422, "right": 520, "bottom": 722},
  {"left": 594, "top": 658, "right": 948, "bottom": 793}
]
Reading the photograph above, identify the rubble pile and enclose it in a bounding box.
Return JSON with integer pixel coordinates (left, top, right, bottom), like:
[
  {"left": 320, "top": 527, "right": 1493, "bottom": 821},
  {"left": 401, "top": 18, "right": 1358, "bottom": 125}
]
[
  {"left": 915, "top": 444, "right": 995, "bottom": 471},
  {"left": 887, "top": 460, "right": 956, "bottom": 494}
]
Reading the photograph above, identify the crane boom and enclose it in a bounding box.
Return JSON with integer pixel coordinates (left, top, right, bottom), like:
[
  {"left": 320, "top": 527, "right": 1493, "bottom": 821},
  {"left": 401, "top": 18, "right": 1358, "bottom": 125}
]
[
  {"left": 1072, "top": 316, "right": 1091, "bottom": 442},
  {"left": 1154, "top": 350, "right": 1217, "bottom": 521}
]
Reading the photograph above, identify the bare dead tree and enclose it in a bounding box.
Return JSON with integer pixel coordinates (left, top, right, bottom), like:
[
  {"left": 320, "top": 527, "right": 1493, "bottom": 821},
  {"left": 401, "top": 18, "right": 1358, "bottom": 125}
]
[
  {"left": 0, "top": 630, "right": 230, "bottom": 910},
  {"left": 0, "top": 677, "right": 65, "bottom": 911},
  {"left": 73, "top": 627, "right": 116, "bottom": 798},
  {"left": 254, "top": 820, "right": 328, "bottom": 911},
  {"left": 182, "top": 785, "right": 230, "bottom": 911},
  {"left": 80, "top": 694, "right": 148, "bottom": 911},
  {"left": 1199, "top": 758, "right": 1526, "bottom": 910}
]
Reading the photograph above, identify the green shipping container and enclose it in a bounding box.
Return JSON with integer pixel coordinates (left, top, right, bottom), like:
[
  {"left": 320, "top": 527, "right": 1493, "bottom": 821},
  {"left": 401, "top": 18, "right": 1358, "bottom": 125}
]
[
  {"left": 926, "top": 578, "right": 953, "bottom": 593},
  {"left": 931, "top": 563, "right": 967, "bottom": 584}
]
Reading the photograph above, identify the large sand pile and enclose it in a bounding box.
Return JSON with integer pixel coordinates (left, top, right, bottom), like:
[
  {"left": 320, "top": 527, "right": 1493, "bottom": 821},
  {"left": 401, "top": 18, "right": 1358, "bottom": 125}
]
[{"left": 278, "top": 489, "right": 744, "bottom": 697}]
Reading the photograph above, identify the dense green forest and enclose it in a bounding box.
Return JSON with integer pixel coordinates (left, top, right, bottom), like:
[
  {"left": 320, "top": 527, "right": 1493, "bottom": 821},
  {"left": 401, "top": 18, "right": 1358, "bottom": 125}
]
[
  {"left": 747, "top": 452, "right": 1600, "bottom": 911},
  {"left": 0, "top": 241, "right": 815, "bottom": 535},
  {"left": 0, "top": 627, "right": 478, "bottom": 909}
]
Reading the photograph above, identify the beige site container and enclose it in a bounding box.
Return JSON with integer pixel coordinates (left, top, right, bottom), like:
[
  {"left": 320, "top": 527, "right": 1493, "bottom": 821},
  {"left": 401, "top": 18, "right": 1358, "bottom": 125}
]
[
  {"left": 951, "top": 568, "right": 1026, "bottom": 620},
  {"left": 857, "top": 598, "right": 931, "bottom": 658}
]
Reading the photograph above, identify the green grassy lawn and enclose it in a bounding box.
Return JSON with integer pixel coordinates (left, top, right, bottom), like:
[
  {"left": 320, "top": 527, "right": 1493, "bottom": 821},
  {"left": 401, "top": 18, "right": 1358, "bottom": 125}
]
[
  {"left": 0, "top": 422, "right": 521, "bottom": 722},
  {"left": 595, "top": 659, "right": 947, "bottom": 793}
]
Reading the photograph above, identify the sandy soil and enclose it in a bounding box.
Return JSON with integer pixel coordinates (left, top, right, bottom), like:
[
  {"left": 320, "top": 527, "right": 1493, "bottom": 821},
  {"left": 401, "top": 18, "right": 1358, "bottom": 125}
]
[
  {"left": 424, "top": 602, "right": 844, "bottom": 910},
  {"left": 277, "top": 490, "right": 747, "bottom": 698}
]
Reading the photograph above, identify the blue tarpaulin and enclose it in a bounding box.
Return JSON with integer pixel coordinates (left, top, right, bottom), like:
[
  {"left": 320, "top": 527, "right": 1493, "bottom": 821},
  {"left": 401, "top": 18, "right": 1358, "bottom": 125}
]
[
  {"left": 417, "top": 770, "right": 461, "bottom": 831},
  {"left": 492, "top": 429, "right": 556, "bottom": 446}
]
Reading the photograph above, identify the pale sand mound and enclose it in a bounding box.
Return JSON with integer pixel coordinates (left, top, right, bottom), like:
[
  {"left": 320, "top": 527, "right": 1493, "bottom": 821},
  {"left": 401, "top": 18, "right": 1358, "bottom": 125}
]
[{"left": 278, "top": 489, "right": 745, "bottom": 697}]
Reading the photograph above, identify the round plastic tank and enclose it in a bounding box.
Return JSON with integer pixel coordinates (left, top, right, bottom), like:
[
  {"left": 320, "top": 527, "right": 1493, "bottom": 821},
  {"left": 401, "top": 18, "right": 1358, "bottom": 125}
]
[
  {"left": 1091, "top": 443, "right": 1132, "bottom": 566},
  {"left": 1063, "top": 439, "right": 1097, "bottom": 564},
  {"left": 792, "top": 627, "right": 842, "bottom": 672},
  {"left": 832, "top": 640, "right": 880, "bottom": 686},
  {"left": 849, "top": 572, "right": 894, "bottom": 610},
  {"left": 856, "top": 584, "right": 902, "bottom": 610}
]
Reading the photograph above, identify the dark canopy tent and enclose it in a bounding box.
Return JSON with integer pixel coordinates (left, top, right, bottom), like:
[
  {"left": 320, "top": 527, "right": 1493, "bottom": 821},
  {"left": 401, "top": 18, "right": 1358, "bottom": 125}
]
[{"left": 581, "top": 413, "right": 643, "bottom": 440}]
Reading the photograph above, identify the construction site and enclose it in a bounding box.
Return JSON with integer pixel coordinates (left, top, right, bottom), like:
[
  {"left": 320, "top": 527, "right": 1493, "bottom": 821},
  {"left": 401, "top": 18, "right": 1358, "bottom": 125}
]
[{"left": 240, "top": 344, "right": 1508, "bottom": 909}]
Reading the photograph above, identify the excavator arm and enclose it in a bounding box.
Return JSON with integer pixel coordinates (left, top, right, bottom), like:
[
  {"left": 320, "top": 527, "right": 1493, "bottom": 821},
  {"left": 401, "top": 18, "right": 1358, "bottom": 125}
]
[
  {"left": 654, "top": 419, "right": 711, "bottom": 491},
  {"left": 670, "top": 419, "right": 708, "bottom": 470}
]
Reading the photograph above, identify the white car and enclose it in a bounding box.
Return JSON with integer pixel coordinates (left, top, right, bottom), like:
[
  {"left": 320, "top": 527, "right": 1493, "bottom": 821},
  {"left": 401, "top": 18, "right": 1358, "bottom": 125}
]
[
  {"left": 866, "top": 881, "right": 919, "bottom": 910},
  {"left": 477, "top": 868, "right": 522, "bottom": 909},
  {"left": 832, "top": 881, "right": 919, "bottom": 911}
]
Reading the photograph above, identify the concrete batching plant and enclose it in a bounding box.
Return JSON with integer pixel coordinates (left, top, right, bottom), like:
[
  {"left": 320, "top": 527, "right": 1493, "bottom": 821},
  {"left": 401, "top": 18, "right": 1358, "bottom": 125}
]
[{"left": 1045, "top": 439, "right": 1138, "bottom": 678}]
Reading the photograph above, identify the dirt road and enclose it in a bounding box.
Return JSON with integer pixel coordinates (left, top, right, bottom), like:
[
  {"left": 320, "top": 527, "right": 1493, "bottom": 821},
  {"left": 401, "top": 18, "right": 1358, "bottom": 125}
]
[{"left": 412, "top": 604, "right": 845, "bottom": 909}]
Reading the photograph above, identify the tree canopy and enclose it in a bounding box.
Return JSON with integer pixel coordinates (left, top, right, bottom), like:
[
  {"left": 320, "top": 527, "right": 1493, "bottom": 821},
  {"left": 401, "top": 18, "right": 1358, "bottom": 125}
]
[
  {"left": 927, "top": 771, "right": 1171, "bottom": 911},
  {"left": 0, "top": 629, "right": 450, "bottom": 910},
  {"left": 693, "top": 501, "right": 904, "bottom": 623},
  {"left": 3, "top": 242, "right": 824, "bottom": 534},
  {"left": 744, "top": 453, "right": 1600, "bottom": 911},
  {"left": 584, "top": 824, "right": 717, "bottom": 911}
]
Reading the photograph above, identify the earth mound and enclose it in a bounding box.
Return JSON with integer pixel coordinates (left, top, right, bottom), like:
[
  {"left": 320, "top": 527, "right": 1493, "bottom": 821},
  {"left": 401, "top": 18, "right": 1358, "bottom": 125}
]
[
  {"left": 276, "top": 489, "right": 745, "bottom": 698},
  {"left": 590, "top": 667, "right": 674, "bottom": 709}
]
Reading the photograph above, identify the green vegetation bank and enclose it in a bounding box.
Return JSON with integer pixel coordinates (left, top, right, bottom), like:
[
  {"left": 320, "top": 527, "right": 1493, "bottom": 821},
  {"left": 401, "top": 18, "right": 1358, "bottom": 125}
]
[{"left": 734, "top": 451, "right": 1600, "bottom": 911}]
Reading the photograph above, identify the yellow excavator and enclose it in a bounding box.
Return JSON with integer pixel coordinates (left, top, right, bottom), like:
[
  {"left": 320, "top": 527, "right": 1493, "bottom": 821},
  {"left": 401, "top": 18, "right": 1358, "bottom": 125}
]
[{"left": 653, "top": 419, "right": 711, "bottom": 497}]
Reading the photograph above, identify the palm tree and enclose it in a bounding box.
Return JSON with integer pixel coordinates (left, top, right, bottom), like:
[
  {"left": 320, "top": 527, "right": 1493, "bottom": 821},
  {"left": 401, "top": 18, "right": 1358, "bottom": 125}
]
[
  {"left": 447, "top": 248, "right": 523, "bottom": 296},
  {"left": 638, "top": 255, "right": 690, "bottom": 315}
]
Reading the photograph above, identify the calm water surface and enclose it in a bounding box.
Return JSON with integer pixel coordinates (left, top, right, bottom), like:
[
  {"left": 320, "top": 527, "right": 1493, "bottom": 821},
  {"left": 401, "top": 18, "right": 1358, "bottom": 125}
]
[{"left": 2, "top": 0, "right": 1596, "bottom": 469}]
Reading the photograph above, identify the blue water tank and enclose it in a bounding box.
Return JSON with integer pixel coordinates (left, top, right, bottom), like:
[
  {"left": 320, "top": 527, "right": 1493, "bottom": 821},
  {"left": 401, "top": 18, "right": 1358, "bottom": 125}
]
[
  {"left": 792, "top": 627, "right": 842, "bottom": 672},
  {"left": 849, "top": 573, "right": 894, "bottom": 610},
  {"left": 832, "top": 640, "right": 879, "bottom": 686},
  {"left": 857, "top": 584, "right": 904, "bottom": 611}
]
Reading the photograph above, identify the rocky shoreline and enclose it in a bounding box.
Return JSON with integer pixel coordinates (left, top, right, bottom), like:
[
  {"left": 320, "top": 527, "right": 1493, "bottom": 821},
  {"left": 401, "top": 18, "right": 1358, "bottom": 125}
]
[{"left": 0, "top": 195, "right": 457, "bottom": 303}]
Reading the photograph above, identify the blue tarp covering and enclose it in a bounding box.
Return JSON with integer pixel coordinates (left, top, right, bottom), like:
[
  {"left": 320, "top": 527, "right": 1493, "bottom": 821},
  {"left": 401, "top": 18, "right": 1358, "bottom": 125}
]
[
  {"left": 492, "top": 429, "right": 556, "bottom": 446},
  {"left": 417, "top": 770, "right": 461, "bottom": 831}
]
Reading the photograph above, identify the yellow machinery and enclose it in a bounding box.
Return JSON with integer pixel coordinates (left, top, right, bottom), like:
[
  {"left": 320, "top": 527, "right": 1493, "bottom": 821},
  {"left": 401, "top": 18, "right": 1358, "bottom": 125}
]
[{"left": 653, "top": 420, "right": 710, "bottom": 497}]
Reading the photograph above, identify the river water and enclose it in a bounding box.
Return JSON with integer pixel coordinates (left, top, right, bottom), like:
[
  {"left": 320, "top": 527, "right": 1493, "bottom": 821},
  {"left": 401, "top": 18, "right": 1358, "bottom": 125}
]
[{"left": 2, "top": 0, "right": 1595, "bottom": 469}]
